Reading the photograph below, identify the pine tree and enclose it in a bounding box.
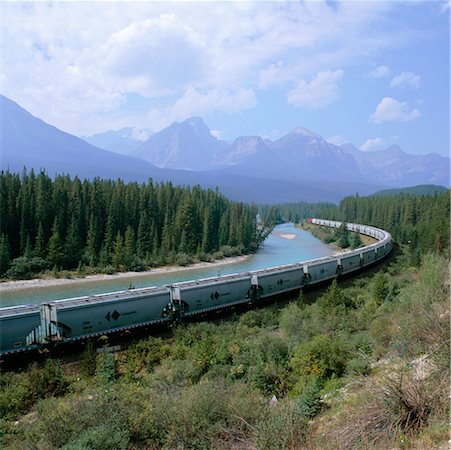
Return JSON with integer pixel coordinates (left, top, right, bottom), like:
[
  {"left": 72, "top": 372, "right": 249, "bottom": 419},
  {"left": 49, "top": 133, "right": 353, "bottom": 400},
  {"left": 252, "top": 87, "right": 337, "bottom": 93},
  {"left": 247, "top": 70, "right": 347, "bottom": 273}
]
[
  {"left": 123, "top": 225, "right": 135, "bottom": 269},
  {"left": 112, "top": 231, "right": 124, "bottom": 270},
  {"left": 34, "top": 222, "right": 47, "bottom": 258},
  {"left": 47, "top": 219, "right": 64, "bottom": 269},
  {"left": 0, "top": 234, "right": 11, "bottom": 275}
]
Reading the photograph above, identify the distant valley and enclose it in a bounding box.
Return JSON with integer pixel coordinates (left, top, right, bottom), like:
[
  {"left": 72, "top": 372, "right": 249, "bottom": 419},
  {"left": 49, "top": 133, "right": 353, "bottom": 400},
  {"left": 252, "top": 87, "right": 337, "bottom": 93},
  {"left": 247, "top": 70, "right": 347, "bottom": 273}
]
[{"left": 1, "top": 95, "right": 449, "bottom": 203}]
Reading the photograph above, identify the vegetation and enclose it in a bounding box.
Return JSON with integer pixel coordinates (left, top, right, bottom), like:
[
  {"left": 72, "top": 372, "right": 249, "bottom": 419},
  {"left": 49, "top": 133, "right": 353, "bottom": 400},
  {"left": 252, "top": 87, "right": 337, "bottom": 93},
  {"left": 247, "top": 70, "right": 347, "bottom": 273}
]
[
  {"left": 0, "top": 189, "right": 448, "bottom": 448},
  {"left": 260, "top": 190, "right": 449, "bottom": 257},
  {"left": 259, "top": 201, "right": 336, "bottom": 224},
  {"left": 370, "top": 184, "right": 448, "bottom": 197},
  {"left": 1, "top": 250, "right": 448, "bottom": 449},
  {"left": 0, "top": 170, "right": 266, "bottom": 278}
]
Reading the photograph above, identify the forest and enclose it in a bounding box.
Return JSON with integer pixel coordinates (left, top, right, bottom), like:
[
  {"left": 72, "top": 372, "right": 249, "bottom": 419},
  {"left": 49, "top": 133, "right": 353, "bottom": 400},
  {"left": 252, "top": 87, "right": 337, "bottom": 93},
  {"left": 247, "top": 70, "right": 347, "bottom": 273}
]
[{"left": 0, "top": 170, "right": 265, "bottom": 279}]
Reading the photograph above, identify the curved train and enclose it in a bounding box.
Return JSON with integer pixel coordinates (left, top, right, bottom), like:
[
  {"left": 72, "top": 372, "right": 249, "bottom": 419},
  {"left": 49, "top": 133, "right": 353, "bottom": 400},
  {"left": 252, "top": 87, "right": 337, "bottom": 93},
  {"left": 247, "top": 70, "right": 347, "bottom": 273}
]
[{"left": 0, "top": 219, "right": 392, "bottom": 356}]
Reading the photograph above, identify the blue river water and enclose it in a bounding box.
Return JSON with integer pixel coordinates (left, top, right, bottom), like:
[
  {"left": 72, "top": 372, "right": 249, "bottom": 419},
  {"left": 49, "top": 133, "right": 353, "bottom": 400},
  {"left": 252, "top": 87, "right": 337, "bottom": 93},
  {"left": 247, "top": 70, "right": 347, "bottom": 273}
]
[{"left": 0, "top": 223, "right": 333, "bottom": 307}]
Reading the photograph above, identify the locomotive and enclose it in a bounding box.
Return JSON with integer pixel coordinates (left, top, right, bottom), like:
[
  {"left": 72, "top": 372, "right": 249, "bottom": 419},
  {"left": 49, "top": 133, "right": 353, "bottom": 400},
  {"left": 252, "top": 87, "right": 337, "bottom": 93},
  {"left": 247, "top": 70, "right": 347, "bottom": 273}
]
[{"left": 0, "top": 219, "right": 392, "bottom": 356}]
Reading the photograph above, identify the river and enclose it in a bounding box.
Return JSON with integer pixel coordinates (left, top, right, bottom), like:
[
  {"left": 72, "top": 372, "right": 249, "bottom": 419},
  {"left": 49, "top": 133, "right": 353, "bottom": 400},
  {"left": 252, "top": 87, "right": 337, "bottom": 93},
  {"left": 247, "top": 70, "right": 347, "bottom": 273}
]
[{"left": 0, "top": 223, "right": 333, "bottom": 308}]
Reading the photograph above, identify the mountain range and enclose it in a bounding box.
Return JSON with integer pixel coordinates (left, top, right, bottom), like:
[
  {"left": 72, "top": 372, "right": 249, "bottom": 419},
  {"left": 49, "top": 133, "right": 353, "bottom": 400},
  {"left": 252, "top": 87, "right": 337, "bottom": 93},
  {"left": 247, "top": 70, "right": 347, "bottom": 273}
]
[
  {"left": 84, "top": 116, "right": 449, "bottom": 188},
  {"left": 1, "top": 95, "right": 448, "bottom": 203}
]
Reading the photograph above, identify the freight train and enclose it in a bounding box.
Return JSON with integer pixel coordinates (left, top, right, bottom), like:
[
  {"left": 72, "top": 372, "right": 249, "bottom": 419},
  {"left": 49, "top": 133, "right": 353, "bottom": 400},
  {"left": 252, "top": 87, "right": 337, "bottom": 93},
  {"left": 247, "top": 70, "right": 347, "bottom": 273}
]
[{"left": 0, "top": 219, "right": 392, "bottom": 356}]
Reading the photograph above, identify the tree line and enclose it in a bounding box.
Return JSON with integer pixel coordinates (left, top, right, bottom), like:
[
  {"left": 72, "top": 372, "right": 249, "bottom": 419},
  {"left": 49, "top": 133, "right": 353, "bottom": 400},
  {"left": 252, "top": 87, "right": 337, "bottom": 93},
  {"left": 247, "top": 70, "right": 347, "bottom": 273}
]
[
  {"left": 339, "top": 192, "right": 449, "bottom": 256},
  {"left": 259, "top": 191, "right": 449, "bottom": 257},
  {"left": 0, "top": 170, "right": 264, "bottom": 277}
]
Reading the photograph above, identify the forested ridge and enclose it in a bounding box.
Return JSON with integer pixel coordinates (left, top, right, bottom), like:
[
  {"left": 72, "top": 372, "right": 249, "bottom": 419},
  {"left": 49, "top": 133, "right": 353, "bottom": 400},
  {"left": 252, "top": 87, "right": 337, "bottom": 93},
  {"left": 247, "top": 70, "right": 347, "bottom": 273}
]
[
  {"left": 0, "top": 170, "right": 263, "bottom": 278},
  {"left": 260, "top": 191, "right": 449, "bottom": 257}
]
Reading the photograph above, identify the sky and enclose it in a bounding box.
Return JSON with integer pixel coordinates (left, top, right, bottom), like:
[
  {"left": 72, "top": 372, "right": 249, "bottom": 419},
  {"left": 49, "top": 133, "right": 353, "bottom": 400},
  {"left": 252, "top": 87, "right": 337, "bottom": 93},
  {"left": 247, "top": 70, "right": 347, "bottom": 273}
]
[{"left": 1, "top": 1, "right": 449, "bottom": 156}]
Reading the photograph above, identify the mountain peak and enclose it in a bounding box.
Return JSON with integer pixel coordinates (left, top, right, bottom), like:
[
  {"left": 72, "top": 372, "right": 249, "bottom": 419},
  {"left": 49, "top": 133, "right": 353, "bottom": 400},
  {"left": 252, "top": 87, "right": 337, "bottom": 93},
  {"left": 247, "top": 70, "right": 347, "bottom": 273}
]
[{"left": 290, "top": 127, "right": 320, "bottom": 138}]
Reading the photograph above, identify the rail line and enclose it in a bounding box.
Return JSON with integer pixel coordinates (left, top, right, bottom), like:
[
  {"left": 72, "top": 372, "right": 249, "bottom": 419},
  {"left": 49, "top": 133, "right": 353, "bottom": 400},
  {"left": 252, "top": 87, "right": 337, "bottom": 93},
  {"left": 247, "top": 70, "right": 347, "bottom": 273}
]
[{"left": 1, "top": 219, "right": 392, "bottom": 357}]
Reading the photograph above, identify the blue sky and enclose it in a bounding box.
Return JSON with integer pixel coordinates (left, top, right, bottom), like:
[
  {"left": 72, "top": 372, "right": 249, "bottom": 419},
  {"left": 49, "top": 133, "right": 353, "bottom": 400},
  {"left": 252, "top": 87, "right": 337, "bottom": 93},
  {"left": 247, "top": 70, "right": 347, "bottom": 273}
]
[{"left": 2, "top": 1, "right": 449, "bottom": 156}]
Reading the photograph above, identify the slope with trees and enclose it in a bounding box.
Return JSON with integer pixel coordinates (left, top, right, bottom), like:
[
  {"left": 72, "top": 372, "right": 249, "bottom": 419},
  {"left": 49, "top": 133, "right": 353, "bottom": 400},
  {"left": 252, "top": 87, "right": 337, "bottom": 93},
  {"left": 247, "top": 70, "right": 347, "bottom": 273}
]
[{"left": 0, "top": 170, "right": 264, "bottom": 279}]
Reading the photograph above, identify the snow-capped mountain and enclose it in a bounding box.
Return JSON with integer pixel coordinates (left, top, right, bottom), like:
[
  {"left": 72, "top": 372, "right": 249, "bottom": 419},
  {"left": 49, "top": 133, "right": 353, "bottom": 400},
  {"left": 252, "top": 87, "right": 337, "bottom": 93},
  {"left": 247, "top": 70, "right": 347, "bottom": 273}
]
[{"left": 83, "top": 127, "right": 152, "bottom": 155}]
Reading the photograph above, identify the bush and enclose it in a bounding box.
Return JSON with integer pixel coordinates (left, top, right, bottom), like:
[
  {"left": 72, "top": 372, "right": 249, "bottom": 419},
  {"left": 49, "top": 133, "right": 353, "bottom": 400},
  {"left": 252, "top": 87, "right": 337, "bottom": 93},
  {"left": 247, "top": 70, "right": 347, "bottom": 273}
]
[
  {"left": 96, "top": 353, "right": 118, "bottom": 384},
  {"left": 291, "top": 334, "right": 350, "bottom": 380},
  {"left": 6, "top": 256, "right": 50, "bottom": 279},
  {"left": 60, "top": 425, "right": 129, "bottom": 450},
  {"left": 255, "top": 399, "right": 307, "bottom": 450},
  {"left": 175, "top": 252, "right": 193, "bottom": 266}
]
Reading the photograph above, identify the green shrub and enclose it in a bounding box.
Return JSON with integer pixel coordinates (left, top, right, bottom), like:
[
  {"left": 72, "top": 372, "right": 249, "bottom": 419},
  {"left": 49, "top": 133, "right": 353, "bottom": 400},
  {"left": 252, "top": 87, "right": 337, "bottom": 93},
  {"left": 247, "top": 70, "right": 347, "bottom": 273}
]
[
  {"left": 291, "top": 334, "right": 350, "bottom": 380},
  {"left": 6, "top": 256, "right": 50, "bottom": 279},
  {"left": 96, "top": 353, "right": 118, "bottom": 384},
  {"left": 255, "top": 399, "right": 307, "bottom": 450},
  {"left": 60, "top": 425, "right": 129, "bottom": 450}
]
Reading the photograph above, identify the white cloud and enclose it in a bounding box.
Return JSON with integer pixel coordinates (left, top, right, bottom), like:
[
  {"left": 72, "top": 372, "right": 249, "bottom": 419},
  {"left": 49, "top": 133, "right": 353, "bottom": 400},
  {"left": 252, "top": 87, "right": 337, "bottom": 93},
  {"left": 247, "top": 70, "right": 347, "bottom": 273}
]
[
  {"left": 368, "top": 65, "right": 390, "bottom": 78},
  {"left": 146, "top": 87, "right": 257, "bottom": 131},
  {"left": 97, "top": 16, "right": 207, "bottom": 97},
  {"left": 390, "top": 71, "right": 421, "bottom": 90},
  {"left": 370, "top": 97, "right": 421, "bottom": 123},
  {"left": 327, "top": 134, "right": 348, "bottom": 146},
  {"left": 259, "top": 62, "right": 293, "bottom": 89},
  {"left": 210, "top": 130, "right": 222, "bottom": 139},
  {"left": 361, "top": 137, "right": 385, "bottom": 151},
  {"left": 288, "top": 69, "right": 344, "bottom": 109}
]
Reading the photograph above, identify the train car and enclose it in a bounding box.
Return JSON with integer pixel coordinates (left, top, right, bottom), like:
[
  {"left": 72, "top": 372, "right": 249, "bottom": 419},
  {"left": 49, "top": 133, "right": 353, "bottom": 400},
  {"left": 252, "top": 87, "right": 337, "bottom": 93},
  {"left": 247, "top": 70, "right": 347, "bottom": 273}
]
[
  {"left": 0, "top": 305, "right": 40, "bottom": 354},
  {"left": 254, "top": 264, "right": 303, "bottom": 299},
  {"left": 304, "top": 257, "right": 339, "bottom": 283},
  {"left": 172, "top": 272, "right": 253, "bottom": 317},
  {"left": 339, "top": 253, "right": 362, "bottom": 274},
  {"left": 360, "top": 248, "right": 377, "bottom": 267},
  {"left": 38, "top": 286, "right": 171, "bottom": 344}
]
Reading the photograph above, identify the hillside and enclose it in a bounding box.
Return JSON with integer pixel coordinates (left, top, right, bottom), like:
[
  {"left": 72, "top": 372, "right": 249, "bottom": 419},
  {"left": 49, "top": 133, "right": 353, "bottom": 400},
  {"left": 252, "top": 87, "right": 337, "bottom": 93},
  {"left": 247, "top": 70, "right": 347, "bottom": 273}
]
[{"left": 370, "top": 184, "right": 448, "bottom": 197}]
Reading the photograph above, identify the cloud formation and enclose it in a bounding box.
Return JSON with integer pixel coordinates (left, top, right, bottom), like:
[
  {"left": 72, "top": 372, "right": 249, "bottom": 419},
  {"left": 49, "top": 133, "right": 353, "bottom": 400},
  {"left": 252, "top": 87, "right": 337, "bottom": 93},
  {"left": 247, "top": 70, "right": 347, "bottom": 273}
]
[
  {"left": 390, "top": 71, "right": 421, "bottom": 90},
  {"left": 368, "top": 65, "right": 390, "bottom": 78},
  {"left": 361, "top": 137, "right": 385, "bottom": 151},
  {"left": 370, "top": 97, "right": 421, "bottom": 123},
  {"left": 288, "top": 69, "right": 344, "bottom": 109}
]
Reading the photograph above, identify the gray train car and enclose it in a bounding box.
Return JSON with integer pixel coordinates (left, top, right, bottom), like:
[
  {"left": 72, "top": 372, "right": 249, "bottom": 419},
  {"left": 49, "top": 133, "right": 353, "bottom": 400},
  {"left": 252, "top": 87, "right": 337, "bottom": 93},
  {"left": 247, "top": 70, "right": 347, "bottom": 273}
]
[
  {"left": 172, "top": 272, "right": 253, "bottom": 316},
  {"left": 304, "top": 257, "right": 339, "bottom": 283},
  {"left": 0, "top": 305, "right": 40, "bottom": 354},
  {"left": 40, "top": 286, "right": 171, "bottom": 343},
  {"left": 339, "top": 253, "right": 362, "bottom": 274},
  {"left": 255, "top": 264, "right": 303, "bottom": 298},
  {"left": 360, "top": 248, "right": 377, "bottom": 266}
]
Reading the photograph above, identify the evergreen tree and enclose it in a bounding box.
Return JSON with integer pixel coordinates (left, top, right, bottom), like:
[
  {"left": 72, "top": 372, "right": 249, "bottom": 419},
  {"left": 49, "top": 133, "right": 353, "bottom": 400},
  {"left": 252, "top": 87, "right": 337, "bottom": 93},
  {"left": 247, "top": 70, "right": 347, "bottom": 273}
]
[
  {"left": 123, "top": 225, "right": 135, "bottom": 269},
  {"left": 47, "top": 219, "right": 64, "bottom": 269},
  {"left": 34, "top": 222, "right": 47, "bottom": 258},
  {"left": 350, "top": 232, "right": 362, "bottom": 249},
  {"left": 112, "top": 231, "right": 124, "bottom": 270},
  {"left": 0, "top": 234, "right": 11, "bottom": 275}
]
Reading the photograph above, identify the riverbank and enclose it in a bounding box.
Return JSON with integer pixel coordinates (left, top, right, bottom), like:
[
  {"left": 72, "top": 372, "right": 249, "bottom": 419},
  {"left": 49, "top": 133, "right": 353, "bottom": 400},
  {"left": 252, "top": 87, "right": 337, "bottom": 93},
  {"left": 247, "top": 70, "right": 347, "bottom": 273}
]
[
  {"left": 0, "top": 255, "right": 251, "bottom": 293},
  {"left": 298, "top": 221, "right": 376, "bottom": 254}
]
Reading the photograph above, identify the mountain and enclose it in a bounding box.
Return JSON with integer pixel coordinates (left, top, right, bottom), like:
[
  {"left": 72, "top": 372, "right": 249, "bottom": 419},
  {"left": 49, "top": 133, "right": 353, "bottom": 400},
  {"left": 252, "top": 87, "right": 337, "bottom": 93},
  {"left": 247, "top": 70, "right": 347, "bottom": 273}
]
[
  {"left": 0, "top": 96, "right": 352, "bottom": 203},
  {"left": 212, "top": 136, "right": 286, "bottom": 177},
  {"left": 131, "top": 117, "right": 227, "bottom": 170},
  {"left": 82, "top": 127, "right": 152, "bottom": 155},
  {"left": 370, "top": 184, "right": 448, "bottom": 197},
  {"left": 340, "top": 144, "right": 449, "bottom": 187},
  {"left": 268, "top": 128, "right": 362, "bottom": 182},
  {"left": 0, "top": 95, "right": 163, "bottom": 182}
]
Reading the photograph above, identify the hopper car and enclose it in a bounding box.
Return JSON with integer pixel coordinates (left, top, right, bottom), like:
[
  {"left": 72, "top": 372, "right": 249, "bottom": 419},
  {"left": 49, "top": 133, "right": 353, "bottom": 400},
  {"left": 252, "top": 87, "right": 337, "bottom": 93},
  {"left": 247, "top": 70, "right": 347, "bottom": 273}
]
[{"left": 0, "top": 219, "right": 392, "bottom": 356}]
